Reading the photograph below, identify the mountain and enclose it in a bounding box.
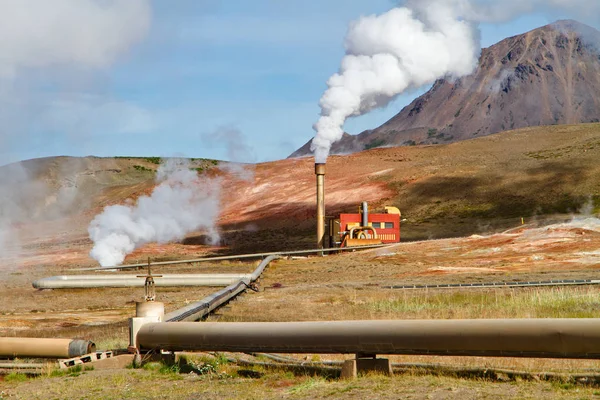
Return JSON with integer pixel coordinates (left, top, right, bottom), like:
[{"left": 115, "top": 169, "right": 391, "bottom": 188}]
[{"left": 290, "top": 20, "right": 600, "bottom": 158}]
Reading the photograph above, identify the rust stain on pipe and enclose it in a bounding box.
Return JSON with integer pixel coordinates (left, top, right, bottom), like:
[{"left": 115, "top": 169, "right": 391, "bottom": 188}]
[{"left": 137, "top": 319, "right": 600, "bottom": 358}]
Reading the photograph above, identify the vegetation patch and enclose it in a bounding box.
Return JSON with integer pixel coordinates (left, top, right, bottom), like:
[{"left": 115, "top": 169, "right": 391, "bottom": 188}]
[
  {"left": 133, "top": 165, "right": 154, "bottom": 172},
  {"left": 287, "top": 377, "right": 327, "bottom": 394},
  {"left": 48, "top": 364, "right": 93, "bottom": 378},
  {"left": 4, "top": 372, "right": 28, "bottom": 383},
  {"left": 365, "top": 139, "right": 387, "bottom": 150},
  {"left": 143, "top": 157, "right": 162, "bottom": 165}
]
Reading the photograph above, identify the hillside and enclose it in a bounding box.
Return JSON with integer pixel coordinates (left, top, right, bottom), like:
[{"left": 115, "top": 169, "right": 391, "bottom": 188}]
[
  {"left": 291, "top": 20, "right": 600, "bottom": 157},
  {"left": 2, "top": 123, "right": 600, "bottom": 271}
]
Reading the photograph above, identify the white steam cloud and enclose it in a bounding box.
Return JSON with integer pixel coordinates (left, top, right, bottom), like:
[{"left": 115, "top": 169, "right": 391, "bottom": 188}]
[
  {"left": 312, "top": 0, "right": 600, "bottom": 162},
  {"left": 201, "top": 126, "right": 257, "bottom": 181},
  {"left": 88, "top": 159, "right": 221, "bottom": 267},
  {"left": 312, "top": 4, "right": 479, "bottom": 162},
  {"left": 0, "top": 164, "right": 45, "bottom": 267},
  {"left": 0, "top": 0, "right": 152, "bottom": 265}
]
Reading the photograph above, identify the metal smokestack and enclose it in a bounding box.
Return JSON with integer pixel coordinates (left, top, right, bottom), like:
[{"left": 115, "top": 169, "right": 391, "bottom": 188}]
[
  {"left": 361, "top": 201, "right": 368, "bottom": 227},
  {"left": 315, "top": 163, "right": 326, "bottom": 250}
]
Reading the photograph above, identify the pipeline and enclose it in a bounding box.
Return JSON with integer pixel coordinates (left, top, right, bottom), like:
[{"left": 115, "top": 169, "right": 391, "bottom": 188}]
[
  {"left": 75, "top": 244, "right": 388, "bottom": 272},
  {"left": 0, "top": 362, "right": 44, "bottom": 369},
  {"left": 384, "top": 278, "right": 600, "bottom": 290},
  {"left": 32, "top": 274, "right": 252, "bottom": 289},
  {"left": 137, "top": 319, "right": 600, "bottom": 359},
  {"left": 0, "top": 338, "right": 95, "bottom": 359},
  {"left": 164, "top": 255, "right": 279, "bottom": 322}
]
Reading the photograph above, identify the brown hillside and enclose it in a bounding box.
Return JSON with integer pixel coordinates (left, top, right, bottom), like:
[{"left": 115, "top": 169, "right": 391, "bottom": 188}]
[
  {"left": 291, "top": 20, "right": 600, "bottom": 157},
  {"left": 3, "top": 123, "right": 600, "bottom": 271}
]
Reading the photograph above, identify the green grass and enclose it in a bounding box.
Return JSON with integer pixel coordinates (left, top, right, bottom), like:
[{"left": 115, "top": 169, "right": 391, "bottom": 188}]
[
  {"left": 287, "top": 377, "right": 327, "bottom": 394},
  {"left": 363, "top": 287, "right": 600, "bottom": 319},
  {"left": 4, "top": 372, "right": 28, "bottom": 383},
  {"left": 48, "top": 364, "right": 93, "bottom": 378}
]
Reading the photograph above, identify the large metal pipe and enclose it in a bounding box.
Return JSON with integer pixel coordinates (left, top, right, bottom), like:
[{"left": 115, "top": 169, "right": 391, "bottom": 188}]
[
  {"left": 0, "top": 338, "right": 95, "bottom": 359},
  {"left": 137, "top": 319, "right": 600, "bottom": 359},
  {"left": 315, "top": 163, "right": 326, "bottom": 250},
  {"left": 32, "top": 274, "right": 251, "bottom": 289},
  {"left": 164, "top": 255, "right": 280, "bottom": 322}
]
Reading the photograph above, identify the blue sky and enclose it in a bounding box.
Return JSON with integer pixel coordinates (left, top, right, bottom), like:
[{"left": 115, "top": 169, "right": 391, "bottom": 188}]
[{"left": 0, "top": 1, "right": 591, "bottom": 164}]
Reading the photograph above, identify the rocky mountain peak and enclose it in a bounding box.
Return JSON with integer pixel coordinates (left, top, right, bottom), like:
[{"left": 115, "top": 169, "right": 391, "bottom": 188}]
[{"left": 290, "top": 20, "right": 600, "bottom": 158}]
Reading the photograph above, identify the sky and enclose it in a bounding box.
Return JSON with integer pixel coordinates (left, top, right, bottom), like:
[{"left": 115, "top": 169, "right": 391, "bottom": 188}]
[{"left": 0, "top": 0, "right": 593, "bottom": 165}]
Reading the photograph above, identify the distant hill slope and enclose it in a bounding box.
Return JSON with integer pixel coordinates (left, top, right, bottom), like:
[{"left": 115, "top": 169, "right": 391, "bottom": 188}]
[
  {"left": 4, "top": 123, "right": 600, "bottom": 253},
  {"left": 291, "top": 20, "right": 600, "bottom": 158}
]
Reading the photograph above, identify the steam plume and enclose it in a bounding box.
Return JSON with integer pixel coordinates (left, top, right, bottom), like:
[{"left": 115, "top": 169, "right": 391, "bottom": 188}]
[
  {"left": 0, "top": 164, "right": 44, "bottom": 268},
  {"left": 312, "top": 0, "right": 600, "bottom": 162},
  {"left": 0, "top": 0, "right": 151, "bottom": 267},
  {"left": 201, "top": 126, "right": 257, "bottom": 181},
  {"left": 312, "top": 4, "right": 478, "bottom": 162},
  {"left": 88, "top": 159, "right": 220, "bottom": 267}
]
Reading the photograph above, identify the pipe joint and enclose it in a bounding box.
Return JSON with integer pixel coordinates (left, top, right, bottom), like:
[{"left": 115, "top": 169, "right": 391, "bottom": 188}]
[{"left": 315, "top": 163, "right": 326, "bottom": 175}]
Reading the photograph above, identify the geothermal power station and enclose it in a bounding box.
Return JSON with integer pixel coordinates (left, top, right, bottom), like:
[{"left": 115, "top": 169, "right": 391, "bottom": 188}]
[
  {"left": 4, "top": 3, "right": 600, "bottom": 396},
  {"left": 2, "top": 159, "right": 600, "bottom": 380}
]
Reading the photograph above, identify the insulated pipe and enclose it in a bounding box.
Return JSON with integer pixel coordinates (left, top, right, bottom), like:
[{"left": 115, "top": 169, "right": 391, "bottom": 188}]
[
  {"left": 0, "top": 338, "right": 95, "bottom": 359},
  {"left": 137, "top": 319, "right": 600, "bottom": 359},
  {"left": 32, "top": 274, "right": 252, "bottom": 289},
  {"left": 315, "top": 163, "right": 326, "bottom": 250},
  {"left": 164, "top": 255, "right": 280, "bottom": 322},
  {"left": 75, "top": 244, "right": 388, "bottom": 271}
]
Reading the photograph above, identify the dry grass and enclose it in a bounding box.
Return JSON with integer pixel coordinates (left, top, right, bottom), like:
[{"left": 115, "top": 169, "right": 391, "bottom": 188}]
[
  {"left": 2, "top": 363, "right": 600, "bottom": 399},
  {"left": 221, "top": 284, "right": 600, "bottom": 321},
  {"left": 364, "top": 286, "right": 600, "bottom": 319}
]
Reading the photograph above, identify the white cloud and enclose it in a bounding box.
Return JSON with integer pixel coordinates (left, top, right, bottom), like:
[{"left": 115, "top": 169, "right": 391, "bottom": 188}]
[
  {"left": 0, "top": 0, "right": 154, "bottom": 155},
  {"left": 0, "top": 0, "right": 151, "bottom": 77}
]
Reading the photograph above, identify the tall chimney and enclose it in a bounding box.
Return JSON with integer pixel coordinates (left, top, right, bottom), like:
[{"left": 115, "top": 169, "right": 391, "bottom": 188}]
[
  {"left": 315, "top": 163, "right": 326, "bottom": 250},
  {"left": 361, "top": 201, "right": 368, "bottom": 227}
]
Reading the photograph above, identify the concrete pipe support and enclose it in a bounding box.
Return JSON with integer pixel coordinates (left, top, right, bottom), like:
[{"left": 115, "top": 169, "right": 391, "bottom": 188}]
[
  {"left": 0, "top": 338, "right": 95, "bottom": 359},
  {"left": 137, "top": 319, "right": 600, "bottom": 359}
]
